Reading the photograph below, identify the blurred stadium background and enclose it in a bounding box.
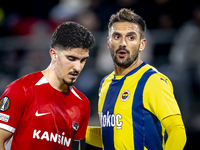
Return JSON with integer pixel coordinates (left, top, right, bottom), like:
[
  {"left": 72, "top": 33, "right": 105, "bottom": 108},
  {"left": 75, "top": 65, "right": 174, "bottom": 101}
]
[{"left": 0, "top": 0, "right": 200, "bottom": 149}]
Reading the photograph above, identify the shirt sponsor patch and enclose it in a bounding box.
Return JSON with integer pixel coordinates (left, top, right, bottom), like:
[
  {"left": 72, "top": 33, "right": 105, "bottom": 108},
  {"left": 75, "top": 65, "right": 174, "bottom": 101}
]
[
  {"left": 0, "top": 113, "right": 9, "bottom": 122},
  {"left": 0, "top": 96, "right": 10, "bottom": 112}
]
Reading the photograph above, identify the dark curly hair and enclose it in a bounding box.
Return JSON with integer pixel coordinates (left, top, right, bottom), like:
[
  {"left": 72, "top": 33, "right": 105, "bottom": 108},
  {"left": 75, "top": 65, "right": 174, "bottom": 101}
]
[
  {"left": 108, "top": 8, "right": 146, "bottom": 39},
  {"left": 50, "top": 22, "right": 95, "bottom": 50}
]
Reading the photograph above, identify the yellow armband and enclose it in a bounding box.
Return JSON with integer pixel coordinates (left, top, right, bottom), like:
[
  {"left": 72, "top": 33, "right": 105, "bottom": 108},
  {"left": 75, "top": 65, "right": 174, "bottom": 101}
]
[
  {"left": 85, "top": 126, "right": 103, "bottom": 148},
  {"left": 162, "top": 115, "right": 187, "bottom": 150}
]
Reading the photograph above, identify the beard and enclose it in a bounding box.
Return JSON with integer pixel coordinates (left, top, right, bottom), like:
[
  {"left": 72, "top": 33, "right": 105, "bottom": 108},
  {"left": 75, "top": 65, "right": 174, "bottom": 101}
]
[
  {"left": 62, "top": 70, "right": 79, "bottom": 87},
  {"left": 62, "top": 79, "right": 76, "bottom": 87},
  {"left": 111, "top": 46, "right": 140, "bottom": 68}
]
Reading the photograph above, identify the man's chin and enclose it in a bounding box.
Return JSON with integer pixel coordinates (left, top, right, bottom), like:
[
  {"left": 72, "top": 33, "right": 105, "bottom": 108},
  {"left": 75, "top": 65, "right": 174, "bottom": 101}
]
[
  {"left": 114, "top": 59, "right": 132, "bottom": 68},
  {"left": 67, "top": 82, "right": 75, "bottom": 86},
  {"left": 63, "top": 79, "right": 75, "bottom": 87}
]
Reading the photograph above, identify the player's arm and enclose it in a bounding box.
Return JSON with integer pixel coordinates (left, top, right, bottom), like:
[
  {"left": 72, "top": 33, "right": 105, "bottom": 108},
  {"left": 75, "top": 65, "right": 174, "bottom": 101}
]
[
  {"left": 0, "top": 128, "right": 12, "bottom": 150},
  {"left": 85, "top": 126, "right": 103, "bottom": 148},
  {"left": 162, "top": 115, "right": 186, "bottom": 150}
]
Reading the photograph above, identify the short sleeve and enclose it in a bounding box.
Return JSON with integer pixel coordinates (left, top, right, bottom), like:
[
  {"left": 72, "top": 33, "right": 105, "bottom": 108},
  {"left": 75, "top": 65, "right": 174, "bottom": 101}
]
[
  {"left": 73, "top": 95, "right": 90, "bottom": 140},
  {"left": 0, "top": 80, "right": 27, "bottom": 133},
  {"left": 143, "top": 73, "right": 181, "bottom": 121}
]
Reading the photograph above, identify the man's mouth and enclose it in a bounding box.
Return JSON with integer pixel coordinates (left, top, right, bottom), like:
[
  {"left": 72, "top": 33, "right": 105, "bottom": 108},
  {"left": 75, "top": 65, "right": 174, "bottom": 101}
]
[
  {"left": 116, "top": 49, "right": 128, "bottom": 57},
  {"left": 69, "top": 72, "right": 79, "bottom": 78}
]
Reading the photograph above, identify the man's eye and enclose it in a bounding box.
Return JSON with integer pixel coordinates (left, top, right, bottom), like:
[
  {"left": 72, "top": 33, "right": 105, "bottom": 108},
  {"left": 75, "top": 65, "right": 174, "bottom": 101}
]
[
  {"left": 81, "top": 58, "right": 87, "bottom": 63},
  {"left": 128, "top": 36, "right": 134, "bottom": 40},
  {"left": 114, "top": 35, "right": 120, "bottom": 40},
  {"left": 67, "top": 57, "right": 76, "bottom": 61}
]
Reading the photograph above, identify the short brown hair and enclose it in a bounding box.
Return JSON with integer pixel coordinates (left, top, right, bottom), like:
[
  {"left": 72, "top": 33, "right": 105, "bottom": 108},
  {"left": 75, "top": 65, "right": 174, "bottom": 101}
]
[{"left": 108, "top": 8, "right": 146, "bottom": 39}]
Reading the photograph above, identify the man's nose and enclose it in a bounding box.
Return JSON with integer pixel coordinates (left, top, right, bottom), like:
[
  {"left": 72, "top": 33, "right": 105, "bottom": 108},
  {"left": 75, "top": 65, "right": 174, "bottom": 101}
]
[
  {"left": 73, "top": 61, "right": 81, "bottom": 72},
  {"left": 120, "top": 37, "right": 127, "bottom": 46}
]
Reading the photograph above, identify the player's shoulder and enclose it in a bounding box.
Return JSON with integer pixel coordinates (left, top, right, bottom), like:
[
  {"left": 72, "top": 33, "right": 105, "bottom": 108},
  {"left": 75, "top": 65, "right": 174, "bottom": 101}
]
[
  {"left": 15, "top": 71, "right": 43, "bottom": 88},
  {"left": 145, "top": 64, "right": 172, "bottom": 86},
  {"left": 4, "top": 72, "right": 43, "bottom": 95},
  {"left": 100, "top": 71, "right": 115, "bottom": 85},
  {"left": 6, "top": 71, "right": 42, "bottom": 89},
  {"left": 2, "top": 72, "right": 43, "bottom": 102},
  {"left": 71, "top": 86, "right": 90, "bottom": 104}
]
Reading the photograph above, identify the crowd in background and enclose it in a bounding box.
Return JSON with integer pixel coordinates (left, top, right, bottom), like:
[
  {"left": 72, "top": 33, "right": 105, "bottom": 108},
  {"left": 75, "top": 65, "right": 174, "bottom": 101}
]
[{"left": 0, "top": 0, "right": 200, "bottom": 149}]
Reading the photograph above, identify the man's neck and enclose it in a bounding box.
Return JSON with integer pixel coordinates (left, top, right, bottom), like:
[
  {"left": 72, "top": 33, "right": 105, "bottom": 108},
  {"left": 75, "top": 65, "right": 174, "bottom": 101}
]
[
  {"left": 114, "top": 59, "right": 143, "bottom": 76},
  {"left": 41, "top": 66, "right": 69, "bottom": 92}
]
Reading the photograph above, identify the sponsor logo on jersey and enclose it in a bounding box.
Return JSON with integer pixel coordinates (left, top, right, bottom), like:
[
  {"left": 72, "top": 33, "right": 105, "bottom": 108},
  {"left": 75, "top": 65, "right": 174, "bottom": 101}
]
[
  {"left": 99, "top": 111, "right": 123, "bottom": 129},
  {"left": 0, "top": 113, "right": 9, "bottom": 122},
  {"left": 72, "top": 120, "right": 79, "bottom": 131},
  {"left": 120, "top": 90, "right": 130, "bottom": 101},
  {"left": 0, "top": 96, "right": 10, "bottom": 112},
  {"left": 33, "top": 130, "right": 71, "bottom": 147}
]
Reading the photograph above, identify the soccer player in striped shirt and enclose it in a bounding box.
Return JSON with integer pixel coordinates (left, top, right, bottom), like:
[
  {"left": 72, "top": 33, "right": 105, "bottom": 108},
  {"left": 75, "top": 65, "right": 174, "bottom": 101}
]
[
  {"left": 86, "top": 8, "right": 186, "bottom": 150},
  {"left": 0, "top": 22, "right": 94, "bottom": 150}
]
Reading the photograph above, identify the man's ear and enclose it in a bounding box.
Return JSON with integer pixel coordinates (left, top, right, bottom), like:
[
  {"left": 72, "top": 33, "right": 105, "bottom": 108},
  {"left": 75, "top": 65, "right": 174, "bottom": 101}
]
[
  {"left": 50, "top": 48, "right": 58, "bottom": 61},
  {"left": 107, "top": 37, "right": 110, "bottom": 50},
  {"left": 139, "top": 38, "right": 147, "bottom": 52}
]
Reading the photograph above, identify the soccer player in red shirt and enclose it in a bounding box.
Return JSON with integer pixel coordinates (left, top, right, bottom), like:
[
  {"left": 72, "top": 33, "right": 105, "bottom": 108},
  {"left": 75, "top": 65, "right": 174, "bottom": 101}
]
[{"left": 0, "top": 21, "right": 95, "bottom": 150}]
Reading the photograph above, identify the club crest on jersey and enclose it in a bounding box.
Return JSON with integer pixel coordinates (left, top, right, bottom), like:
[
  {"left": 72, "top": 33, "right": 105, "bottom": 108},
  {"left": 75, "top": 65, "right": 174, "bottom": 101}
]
[
  {"left": 72, "top": 120, "right": 79, "bottom": 131},
  {"left": 0, "top": 96, "right": 10, "bottom": 112},
  {"left": 120, "top": 90, "right": 130, "bottom": 101}
]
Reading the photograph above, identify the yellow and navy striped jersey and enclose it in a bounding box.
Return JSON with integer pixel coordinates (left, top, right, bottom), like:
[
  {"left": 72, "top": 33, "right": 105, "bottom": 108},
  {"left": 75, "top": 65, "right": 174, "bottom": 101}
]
[{"left": 98, "top": 62, "right": 181, "bottom": 150}]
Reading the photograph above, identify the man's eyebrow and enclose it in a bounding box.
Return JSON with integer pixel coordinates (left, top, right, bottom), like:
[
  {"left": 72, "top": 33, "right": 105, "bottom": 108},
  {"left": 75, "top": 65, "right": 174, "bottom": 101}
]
[
  {"left": 66, "top": 55, "right": 77, "bottom": 58},
  {"left": 127, "top": 31, "right": 137, "bottom": 35},
  {"left": 112, "top": 32, "right": 121, "bottom": 35},
  {"left": 112, "top": 31, "right": 137, "bottom": 36},
  {"left": 66, "top": 55, "right": 89, "bottom": 60},
  {"left": 82, "top": 56, "right": 89, "bottom": 60}
]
